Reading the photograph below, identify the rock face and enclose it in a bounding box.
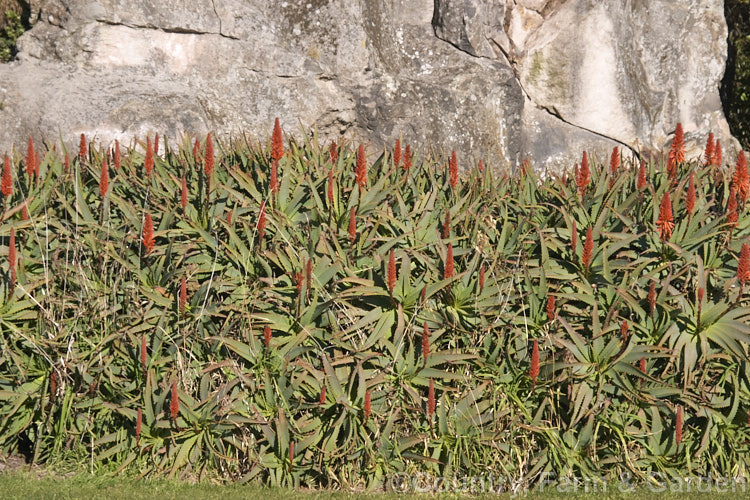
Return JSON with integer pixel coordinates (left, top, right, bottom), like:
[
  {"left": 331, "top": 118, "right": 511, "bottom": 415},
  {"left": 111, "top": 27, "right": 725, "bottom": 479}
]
[{"left": 0, "top": 0, "right": 736, "bottom": 170}]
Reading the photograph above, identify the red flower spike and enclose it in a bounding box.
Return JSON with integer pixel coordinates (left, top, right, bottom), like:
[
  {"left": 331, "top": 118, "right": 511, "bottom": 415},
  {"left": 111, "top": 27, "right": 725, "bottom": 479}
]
[
  {"left": 319, "top": 385, "right": 326, "bottom": 405},
  {"left": 582, "top": 227, "right": 593, "bottom": 272},
  {"left": 257, "top": 200, "right": 267, "bottom": 241},
  {"left": 675, "top": 405, "right": 683, "bottom": 446},
  {"left": 733, "top": 151, "right": 749, "bottom": 203},
  {"left": 295, "top": 271, "right": 304, "bottom": 298},
  {"left": 348, "top": 207, "right": 356, "bottom": 244},
  {"left": 420, "top": 285, "right": 427, "bottom": 304},
  {"left": 136, "top": 407, "right": 142, "bottom": 446},
  {"left": 669, "top": 123, "right": 685, "bottom": 166},
  {"left": 142, "top": 213, "right": 155, "bottom": 254},
  {"left": 637, "top": 160, "right": 647, "bottom": 190},
  {"left": 141, "top": 334, "right": 147, "bottom": 374},
  {"left": 263, "top": 325, "right": 272, "bottom": 348},
  {"left": 327, "top": 168, "right": 334, "bottom": 204},
  {"left": 204, "top": 132, "right": 214, "bottom": 178},
  {"left": 529, "top": 340, "right": 540, "bottom": 385},
  {"left": 289, "top": 441, "right": 295, "bottom": 469},
  {"left": 329, "top": 141, "right": 338, "bottom": 165},
  {"left": 422, "top": 322, "right": 430, "bottom": 364},
  {"left": 270, "top": 159, "right": 279, "bottom": 195},
  {"left": 21, "top": 204, "right": 28, "bottom": 221},
  {"left": 546, "top": 294, "right": 555, "bottom": 322},
  {"left": 609, "top": 146, "right": 619, "bottom": 188},
  {"left": 403, "top": 145, "right": 412, "bottom": 170},
  {"left": 193, "top": 137, "right": 201, "bottom": 163},
  {"left": 2, "top": 155, "right": 12, "bottom": 198},
  {"left": 442, "top": 209, "right": 451, "bottom": 239},
  {"left": 64, "top": 154, "right": 70, "bottom": 173},
  {"left": 179, "top": 276, "right": 187, "bottom": 316},
  {"left": 479, "top": 265, "right": 485, "bottom": 293},
  {"left": 170, "top": 381, "right": 179, "bottom": 421},
  {"left": 144, "top": 137, "right": 154, "bottom": 178},
  {"left": 656, "top": 191, "right": 675, "bottom": 241},
  {"left": 738, "top": 243, "right": 750, "bottom": 286},
  {"left": 697, "top": 287, "right": 705, "bottom": 304},
  {"left": 387, "top": 249, "right": 396, "bottom": 294},
  {"left": 648, "top": 281, "right": 657, "bottom": 316},
  {"left": 79, "top": 133, "right": 87, "bottom": 160},
  {"left": 727, "top": 187, "right": 739, "bottom": 229},
  {"left": 444, "top": 243, "right": 454, "bottom": 280},
  {"left": 686, "top": 171, "right": 696, "bottom": 215},
  {"left": 427, "top": 378, "right": 435, "bottom": 419},
  {"left": 714, "top": 139, "right": 722, "bottom": 167},
  {"left": 99, "top": 158, "right": 109, "bottom": 197},
  {"left": 50, "top": 371, "right": 57, "bottom": 400},
  {"left": 394, "top": 138, "right": 401, "bottom": 166},
  {"left": 356, "top": 144, "right": 367, "bottom": 190},
  {"left": 364, "top": 389, "right": 371, "bottom": 422},
  {"left": 577, "top": 151, "right": 590, "bottom": 198},
  {"left": 449, "top": 150, "right": 458, "bottom": 188},
  {"left": 620, "top": 321, "right": 629, "bottom": 342},
  {"left": 25, "top": 137, "right": 34, "bottom": 178},
  {"left": 271, "top": 118, "right": 283, "bottom": 162},
  {"left": 181, "top": 176, "right": 188, "bottom": 212},
  {"left": 114, "top": 140, "right": 121, "bottom": 170},
  {"left": 704, "top": 133, "right": 714, "bottom": 166},
  {"left": 478, "top": 159, "right": 484, "bottom": 174},
  {"left": 639, "top": 357, "right": 647, "bottom": 374},
  {"left": 666, "top": 157, "right": 677, "bottom": 184}
]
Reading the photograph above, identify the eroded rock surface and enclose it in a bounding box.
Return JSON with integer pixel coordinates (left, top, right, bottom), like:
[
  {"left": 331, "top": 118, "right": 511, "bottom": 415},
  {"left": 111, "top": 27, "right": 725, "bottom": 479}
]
[{"left": 0, "top": 0, "right": 736, "bottom": 171}]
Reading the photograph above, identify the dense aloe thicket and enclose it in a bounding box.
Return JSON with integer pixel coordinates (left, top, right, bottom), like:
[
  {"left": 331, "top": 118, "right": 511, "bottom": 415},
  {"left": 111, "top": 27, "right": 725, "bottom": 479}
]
[{"left": 0, "top": 124, "right": 749, "bottom": 490}]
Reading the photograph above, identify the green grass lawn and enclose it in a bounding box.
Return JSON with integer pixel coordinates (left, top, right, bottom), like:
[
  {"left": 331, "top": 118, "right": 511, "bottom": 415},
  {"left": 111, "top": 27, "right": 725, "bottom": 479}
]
[
  {"left": 0, "top": 470, "right": 337, "bottom": 500},
  {"left": 2, "top": 469, "right": 750, "bottom": 499}
]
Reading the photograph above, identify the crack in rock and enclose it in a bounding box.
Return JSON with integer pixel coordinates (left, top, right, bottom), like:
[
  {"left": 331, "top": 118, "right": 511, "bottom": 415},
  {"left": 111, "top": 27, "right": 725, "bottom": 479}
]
[
  {"left": 94, "top": 18, "right": 239, "bottom": 40},
  {"left": 432, "top": 15, "right": 636, "bottom": 158},
  {"left": 209, "top": 0, "right": 224, "bottom": 39}
]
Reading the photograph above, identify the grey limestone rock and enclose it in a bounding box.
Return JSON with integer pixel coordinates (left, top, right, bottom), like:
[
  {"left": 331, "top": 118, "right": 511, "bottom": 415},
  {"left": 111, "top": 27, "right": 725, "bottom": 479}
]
[{"left": 0, "top": 0, "right": 736, "bottom": 172}]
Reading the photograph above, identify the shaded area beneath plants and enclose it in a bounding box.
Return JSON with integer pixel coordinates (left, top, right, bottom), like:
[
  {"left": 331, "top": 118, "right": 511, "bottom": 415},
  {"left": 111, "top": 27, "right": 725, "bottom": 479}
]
[{"left": 722, "top": 0, "right": 750, "bottom": 150}]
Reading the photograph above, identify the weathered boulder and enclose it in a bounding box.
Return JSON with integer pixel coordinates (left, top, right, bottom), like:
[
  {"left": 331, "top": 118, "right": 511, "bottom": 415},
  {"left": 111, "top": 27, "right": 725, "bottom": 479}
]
[{"left": 0, "top": 0, "right": 736, "bottom": 171}]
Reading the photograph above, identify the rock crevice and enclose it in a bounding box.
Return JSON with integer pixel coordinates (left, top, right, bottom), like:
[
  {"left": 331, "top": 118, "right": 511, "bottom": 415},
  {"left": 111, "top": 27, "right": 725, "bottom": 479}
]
[{"left": 93, "top": 18, "right": 239, "bottom": 40}]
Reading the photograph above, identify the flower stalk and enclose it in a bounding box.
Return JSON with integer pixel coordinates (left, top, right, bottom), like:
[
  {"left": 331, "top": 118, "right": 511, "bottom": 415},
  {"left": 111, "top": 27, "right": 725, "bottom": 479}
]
[{"left": 529, "top": 340, "right": 540, "bottom": 385}]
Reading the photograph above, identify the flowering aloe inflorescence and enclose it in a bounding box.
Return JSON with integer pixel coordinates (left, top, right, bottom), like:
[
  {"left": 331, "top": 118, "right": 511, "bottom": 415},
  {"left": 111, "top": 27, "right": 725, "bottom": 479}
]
[
  {"left": 529, "top": 340, "right": 540, "bottom": 385},
  {"left": 2, "top": 155, "right": 12, "bottom": 199},
  {"left": 657, "top": 192, "right": 675, "bottom": 241},
  {"left": 142, "top": 213, "right": 155, "bottom": 254}
]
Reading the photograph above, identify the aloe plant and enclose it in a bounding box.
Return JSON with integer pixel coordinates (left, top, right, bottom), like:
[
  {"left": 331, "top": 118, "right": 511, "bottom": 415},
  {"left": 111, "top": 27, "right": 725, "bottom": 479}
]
[{"left": 0, "top": 124, "right": 748, "bottom": 490}]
